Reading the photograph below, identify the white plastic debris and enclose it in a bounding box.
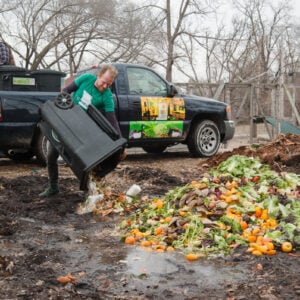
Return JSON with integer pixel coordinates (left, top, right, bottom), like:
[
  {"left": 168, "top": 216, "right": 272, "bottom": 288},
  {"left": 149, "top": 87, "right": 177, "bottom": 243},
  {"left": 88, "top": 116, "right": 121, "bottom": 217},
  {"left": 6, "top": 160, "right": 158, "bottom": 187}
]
[
  {"left": 87, "top": 176, "right": 98, "bottom": 195},
  {"left": 125, "top": 184, "right": 142, "bottom": 202},
  {"left": 77, "top": 173, "right": 104, "bottom": 214},
  {"left": 77, "top": 194, "right": 104, "bottom": 214}
]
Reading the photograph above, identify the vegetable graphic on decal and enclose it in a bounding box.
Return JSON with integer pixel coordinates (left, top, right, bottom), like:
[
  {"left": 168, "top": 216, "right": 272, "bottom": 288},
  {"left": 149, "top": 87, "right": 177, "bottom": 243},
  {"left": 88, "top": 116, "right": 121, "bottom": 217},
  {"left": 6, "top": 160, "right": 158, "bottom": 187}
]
[{"left": 129, "top": 121, "right": 183, "bottom": 139}]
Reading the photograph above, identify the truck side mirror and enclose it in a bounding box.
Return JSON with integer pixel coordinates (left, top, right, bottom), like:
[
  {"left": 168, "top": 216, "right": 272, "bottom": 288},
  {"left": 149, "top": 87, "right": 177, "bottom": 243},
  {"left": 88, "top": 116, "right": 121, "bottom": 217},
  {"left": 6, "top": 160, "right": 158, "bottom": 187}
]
[{"left": 167, "top": 84, "right": 178, "bottom": 97}]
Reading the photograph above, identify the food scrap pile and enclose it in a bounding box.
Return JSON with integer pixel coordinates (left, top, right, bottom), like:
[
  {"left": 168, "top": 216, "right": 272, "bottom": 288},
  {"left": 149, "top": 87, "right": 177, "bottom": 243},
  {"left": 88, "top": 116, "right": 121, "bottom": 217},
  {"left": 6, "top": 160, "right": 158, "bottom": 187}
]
[{"left": 119, "top": 155, "right": 300, "bottom": 260}]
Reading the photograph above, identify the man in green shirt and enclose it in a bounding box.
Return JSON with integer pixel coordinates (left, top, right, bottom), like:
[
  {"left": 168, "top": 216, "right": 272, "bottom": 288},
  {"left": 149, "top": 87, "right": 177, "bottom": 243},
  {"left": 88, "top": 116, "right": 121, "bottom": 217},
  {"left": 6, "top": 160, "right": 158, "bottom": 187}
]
[{"left": 39, "top": 64, "right": 123, "bottom": 197}]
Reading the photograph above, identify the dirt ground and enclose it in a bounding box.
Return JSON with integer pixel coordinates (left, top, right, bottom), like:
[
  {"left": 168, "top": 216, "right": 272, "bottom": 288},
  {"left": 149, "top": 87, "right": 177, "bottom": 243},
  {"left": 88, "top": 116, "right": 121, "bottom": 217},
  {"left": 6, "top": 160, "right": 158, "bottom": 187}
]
[{"left": 0, "top": 133, "right": 300, "bottom": 300}]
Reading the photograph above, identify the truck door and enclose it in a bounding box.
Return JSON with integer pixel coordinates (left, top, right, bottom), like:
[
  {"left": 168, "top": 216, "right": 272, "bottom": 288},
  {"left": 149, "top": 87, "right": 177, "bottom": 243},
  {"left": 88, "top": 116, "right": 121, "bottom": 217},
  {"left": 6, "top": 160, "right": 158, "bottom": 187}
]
[{"left": 121, "top": 66, "right": 185, "bottom": 141}]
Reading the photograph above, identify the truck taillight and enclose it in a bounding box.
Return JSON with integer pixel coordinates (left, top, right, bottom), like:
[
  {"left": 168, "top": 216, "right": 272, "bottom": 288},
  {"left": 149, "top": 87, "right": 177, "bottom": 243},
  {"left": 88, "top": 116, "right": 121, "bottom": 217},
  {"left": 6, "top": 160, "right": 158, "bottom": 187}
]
[{"left": 0, "top": 101, "right": 2, "bottom": 122}]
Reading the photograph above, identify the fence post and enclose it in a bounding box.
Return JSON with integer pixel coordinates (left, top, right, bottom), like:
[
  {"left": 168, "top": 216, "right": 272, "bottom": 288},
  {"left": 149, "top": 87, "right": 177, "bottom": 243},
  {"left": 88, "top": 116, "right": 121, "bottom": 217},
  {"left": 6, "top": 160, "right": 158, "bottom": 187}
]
[
  {"left": 249, "top": 84, "right": 254, "bottom": 145},
  {"left": 224, "top": 85, "right": 231, "bottom": 119}
]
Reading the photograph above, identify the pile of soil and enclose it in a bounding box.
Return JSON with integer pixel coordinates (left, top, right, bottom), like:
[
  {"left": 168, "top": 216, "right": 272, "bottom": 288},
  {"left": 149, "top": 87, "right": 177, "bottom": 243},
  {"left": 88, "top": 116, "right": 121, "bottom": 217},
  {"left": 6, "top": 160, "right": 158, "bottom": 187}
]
[
  {"left": 199, "top": 133, "right": 300, "bottom": 174},
  {"left": 0, "top": 133, "right": 299, "bottom": 299}
]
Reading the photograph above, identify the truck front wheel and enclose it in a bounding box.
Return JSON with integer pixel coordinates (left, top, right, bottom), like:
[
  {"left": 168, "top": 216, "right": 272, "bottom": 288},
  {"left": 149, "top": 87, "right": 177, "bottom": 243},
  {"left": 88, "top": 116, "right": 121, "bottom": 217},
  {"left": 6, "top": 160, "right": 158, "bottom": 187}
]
[{"left": 187, "top": 120, "right": 220, "bottom": 157}]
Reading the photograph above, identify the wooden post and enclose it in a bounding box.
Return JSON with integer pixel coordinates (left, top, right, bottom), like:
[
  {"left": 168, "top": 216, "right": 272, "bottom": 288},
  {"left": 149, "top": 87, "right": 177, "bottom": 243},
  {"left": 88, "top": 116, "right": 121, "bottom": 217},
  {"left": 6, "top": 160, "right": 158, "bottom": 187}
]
[
  {"left": 249, "top": 84, "right": 254, "bottom": 145},
  {"left": 225, "top": 86, "right": 231, "bottom": 119},
  {"left": 284, "top": 84, "right": 300, "bottom": 124},
  {"left": 213, "top": 82, "right": 225, "bottom": 100}
]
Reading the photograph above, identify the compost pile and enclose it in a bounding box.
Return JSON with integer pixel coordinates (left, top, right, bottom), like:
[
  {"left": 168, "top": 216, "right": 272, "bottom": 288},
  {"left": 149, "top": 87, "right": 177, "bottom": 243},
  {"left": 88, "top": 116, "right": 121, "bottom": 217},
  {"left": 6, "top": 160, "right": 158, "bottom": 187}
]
[
  {"left": 119, "top": 155, "right": 299, "bottom": 260},
  {"left": 84, "top": 133, "right": 300, "bottom": 260}
]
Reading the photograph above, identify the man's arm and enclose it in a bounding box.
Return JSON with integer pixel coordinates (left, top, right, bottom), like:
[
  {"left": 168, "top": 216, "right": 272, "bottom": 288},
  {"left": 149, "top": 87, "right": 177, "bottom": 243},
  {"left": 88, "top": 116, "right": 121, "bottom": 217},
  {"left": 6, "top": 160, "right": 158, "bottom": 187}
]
[
  {"left": 105, "top": 111, "right": 122, "bottom": 138},
  {"left": 105, "top": 111, "right": 127, "bottom": 160},
  {"left": 62, "top": 81, "right": 77, "bottom": 94}
]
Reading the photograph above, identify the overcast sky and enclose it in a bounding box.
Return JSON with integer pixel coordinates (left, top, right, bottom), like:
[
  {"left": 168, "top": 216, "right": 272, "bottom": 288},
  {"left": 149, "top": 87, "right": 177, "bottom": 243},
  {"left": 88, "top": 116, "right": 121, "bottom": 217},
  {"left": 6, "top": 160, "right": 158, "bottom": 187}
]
[{"left": 215, "top": 0, "right": 300, "bottom": 28}]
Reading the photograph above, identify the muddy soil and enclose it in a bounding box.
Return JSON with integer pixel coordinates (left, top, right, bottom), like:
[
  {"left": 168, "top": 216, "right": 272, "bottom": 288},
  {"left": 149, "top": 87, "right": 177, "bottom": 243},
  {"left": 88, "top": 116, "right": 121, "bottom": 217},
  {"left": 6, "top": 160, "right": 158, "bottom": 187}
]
[{"left": 0, "top": 134, "right": 300, "bottom": 300}]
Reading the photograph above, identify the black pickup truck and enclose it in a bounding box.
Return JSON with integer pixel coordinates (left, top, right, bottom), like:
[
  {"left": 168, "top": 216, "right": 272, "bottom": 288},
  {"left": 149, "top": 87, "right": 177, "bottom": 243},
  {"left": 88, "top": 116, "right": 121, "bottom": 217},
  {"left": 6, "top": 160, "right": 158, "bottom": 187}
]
[
  {"left": 0, "top": 63, "right": 235, "bottom": 164},
  {"left": 0, "top": 66, "right": 65, "bottom": 163}
]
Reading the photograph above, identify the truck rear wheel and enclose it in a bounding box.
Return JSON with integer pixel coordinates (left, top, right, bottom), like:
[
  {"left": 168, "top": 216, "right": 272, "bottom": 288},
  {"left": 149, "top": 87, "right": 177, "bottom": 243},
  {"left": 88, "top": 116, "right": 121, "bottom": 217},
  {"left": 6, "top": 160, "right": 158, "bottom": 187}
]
[
  {"left": 4, "top": 149, "right": 34, "bottom": 161},
  {"left": 33, "top": 131, "right": 49, "bottom": 165},
  {"left": 187, "top": 120, "right": 220, "bottom": 157}
]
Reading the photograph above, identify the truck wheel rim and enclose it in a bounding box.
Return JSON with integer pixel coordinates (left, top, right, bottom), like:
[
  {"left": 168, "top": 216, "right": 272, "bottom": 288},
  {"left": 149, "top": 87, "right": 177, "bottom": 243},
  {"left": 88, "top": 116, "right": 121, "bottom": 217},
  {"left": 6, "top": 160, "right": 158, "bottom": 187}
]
[{"left": 199, "top": 127, "right": 217, "bottom": 152}]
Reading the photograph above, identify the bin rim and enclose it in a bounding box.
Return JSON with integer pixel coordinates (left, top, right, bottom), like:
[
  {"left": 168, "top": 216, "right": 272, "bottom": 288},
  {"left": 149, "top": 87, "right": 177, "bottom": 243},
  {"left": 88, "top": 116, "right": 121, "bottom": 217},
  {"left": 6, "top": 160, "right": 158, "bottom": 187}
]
[
  {"left": 30, "top": 69, "right": 66, "bottom": 77},
  {"left": 0, "top": 65, "right": 29, "bottom": 73}
]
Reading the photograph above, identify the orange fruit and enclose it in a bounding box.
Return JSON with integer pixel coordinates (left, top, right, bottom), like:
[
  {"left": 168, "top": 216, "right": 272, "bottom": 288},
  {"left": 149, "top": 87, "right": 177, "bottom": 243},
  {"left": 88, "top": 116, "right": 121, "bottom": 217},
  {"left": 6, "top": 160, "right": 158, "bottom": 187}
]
[
  {"left": 125, "top": 236, "right": 136, "bottom": 244},
  {"left": 166, "top": 246, "right": 174, "bottom": 251},
  {"left": 186, "top": 253, "right": 199, "bottom": 261},
  {"left": 248, "top": 235, "right": 257, "bottom": 243},
  {"left": 267, "top": 219, "right": 277, "bottom": 228},
  {"left": 261, "top": 209, "right": 268, "bottom": 220},
  {"left": 256, "top": 236, "right": 263, "bottom": 244},
  {"left": 140, "top": 240, "right": 151, "bottom": 247},
  {"left": 57, "top": 273, "right": 77, "bottom": 283},
  {"left": 165, "top": 216, "right": 172, "bottom": 223},
  {"left": 281, "top": 242, "right": 293, "bottom": 253},
  {"left": 255, "top": 207, "right": 262, "bottom": 218},
  {"left": 154, "top": 227, "right": 163, "bottom": 236},
  {"left": 252, "top": 176, "right": 260, "bottom": 183},
  {"left": 156, "top": 248, "right": 164, "bottom": 253},
  {"left": 252, "top": 228, "right": 260, "bottom": 235},
  {"left": 252, "top": 250, "right": 262, "bottom": 256},
  {"left": 265, "top": 242, "right": 274, "bottom": 250},
  {"left": 57, "top": 276, "right": 71, "bottom": 284},
  {"left": 154, "top": 244, "right": 166, "bottom": 251},
  {"left": 240, "top": 221, "right": 248, "bottom": 230},
  {"left": 246, "top": 247, "right": 254, "bottom": 253},
  {"left": 266, "top": 249, "right": 276, "bottom": 255},
  {"left": 155, "top": 199, "right": 164, "bottom": 209},
  {"left": 183, "top": 223, "right": 189, "bottom": 230}
]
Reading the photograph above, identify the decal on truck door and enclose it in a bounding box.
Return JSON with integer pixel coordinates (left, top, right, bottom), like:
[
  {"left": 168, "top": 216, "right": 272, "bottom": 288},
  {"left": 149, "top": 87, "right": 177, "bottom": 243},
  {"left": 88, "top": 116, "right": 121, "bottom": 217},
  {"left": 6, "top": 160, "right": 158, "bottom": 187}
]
[
  {"left": 141, "top": 97, "right": 185, "bottom": 121},
  {"left": 128, "top": 97, "right": 185, "bottom": 139}
]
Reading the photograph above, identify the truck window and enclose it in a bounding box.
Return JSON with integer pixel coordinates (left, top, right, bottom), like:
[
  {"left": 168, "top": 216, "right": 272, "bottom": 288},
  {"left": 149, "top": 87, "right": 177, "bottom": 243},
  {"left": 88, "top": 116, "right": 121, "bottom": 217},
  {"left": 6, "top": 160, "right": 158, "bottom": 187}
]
[{"left": 127, "top": 67, "right": 167, "bottom": 96}]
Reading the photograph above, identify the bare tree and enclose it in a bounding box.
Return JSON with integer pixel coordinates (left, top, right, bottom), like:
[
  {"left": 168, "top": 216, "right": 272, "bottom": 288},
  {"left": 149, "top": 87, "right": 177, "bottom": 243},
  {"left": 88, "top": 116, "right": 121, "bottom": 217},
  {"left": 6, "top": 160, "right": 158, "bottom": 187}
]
[
  {"left": 128, "top": 0, "right": 216, "bottom": 82},
  {"left": 228, "top": 0, "right": 293, "bottom": 82},
  {"left": 0, "top": 0, "right": 17, "bottom": 14},
  {"left": 91, "top": 1, "right": 158, "bottom": 65},
  {"left": 0, "top": 0, "right": 157, "bottom": 73},
  {"left": 0, "top": 0, "right": 117, "bottom": 71}
]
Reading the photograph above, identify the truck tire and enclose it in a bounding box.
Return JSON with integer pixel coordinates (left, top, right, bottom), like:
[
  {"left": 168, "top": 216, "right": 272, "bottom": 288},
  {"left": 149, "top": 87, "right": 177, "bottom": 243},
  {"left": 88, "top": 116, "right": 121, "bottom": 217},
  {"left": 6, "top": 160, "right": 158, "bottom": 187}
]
[
  {"left": 4, "top": 149, "right": 34, "bottom": 161},
  {"left": 187, "top": 120, "right": 220, "bottom": 157},
  {"left": 142, "top": 145, "right": 167, "bottom": 154},
  {"left": 33, "top": 131, "right": 49, "bottom": 165}
]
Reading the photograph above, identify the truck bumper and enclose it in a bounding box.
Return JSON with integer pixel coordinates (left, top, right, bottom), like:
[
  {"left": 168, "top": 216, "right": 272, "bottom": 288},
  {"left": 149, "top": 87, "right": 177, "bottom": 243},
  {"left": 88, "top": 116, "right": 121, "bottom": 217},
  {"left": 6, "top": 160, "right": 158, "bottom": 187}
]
[{"left": 223, "top": 120, "right": 235, "bottom": 141}]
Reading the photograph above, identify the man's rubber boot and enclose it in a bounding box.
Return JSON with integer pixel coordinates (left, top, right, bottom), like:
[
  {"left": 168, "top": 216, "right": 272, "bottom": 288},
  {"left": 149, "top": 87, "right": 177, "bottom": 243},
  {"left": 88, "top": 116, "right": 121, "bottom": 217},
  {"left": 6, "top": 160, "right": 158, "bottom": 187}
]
[
  {"left": 39, "top": 184, "right": 59, "bottom": 197},
  {"left": 81, "top": 190, "right": 89, "bottom": 200}
]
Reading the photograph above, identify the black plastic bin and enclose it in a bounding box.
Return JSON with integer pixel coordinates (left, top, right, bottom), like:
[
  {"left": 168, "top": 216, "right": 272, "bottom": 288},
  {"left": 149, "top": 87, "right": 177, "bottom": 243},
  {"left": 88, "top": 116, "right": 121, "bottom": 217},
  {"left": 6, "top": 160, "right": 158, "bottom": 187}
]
[
  {"left": 0, "top": 65, "right": 37, "bottom": 91},
  {"left": 31, "top": 69, "right": 66, "bottom": 92},
  {"left": 39, "top": 97, "right": 127, "bottom": 190}
]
